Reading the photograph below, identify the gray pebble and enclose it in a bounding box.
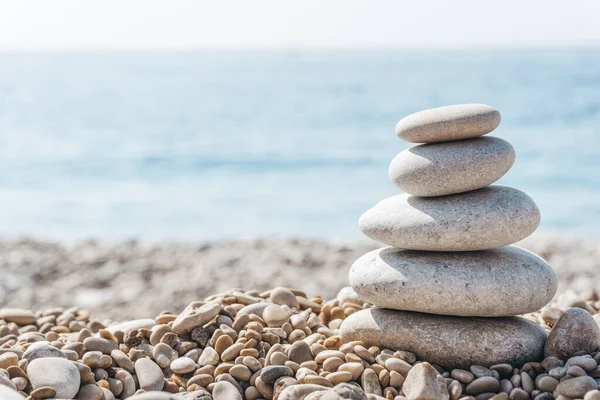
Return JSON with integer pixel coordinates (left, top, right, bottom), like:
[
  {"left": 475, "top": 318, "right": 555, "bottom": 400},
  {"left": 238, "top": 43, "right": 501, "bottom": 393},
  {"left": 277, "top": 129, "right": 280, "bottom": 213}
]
[
  {"left": 213, "top": 380, "right": 243, "bottom": 400},
  {"left": 555, "top": 376, "right": 598, "bottom": 398},
  {"left": 499, "top": 379, "right": 513, "bottom": 394},
  {"left": 508, "top": 388, "right": 528, "bottom": 400},
  {"left": 467, "top": 377, "right": 500, "bottom": 395},
  {"left": 520, "top": 372, "right": 534, "bottom": 394},
  {"left": 135, "top": 358, "right": 165, "bottom": 392},
  {"left": 452, "top": 369, "right": 475, "bottom": 384},
  {"left": 22, "top": 342, "right": 67, "bottom": 362},
  {"left": 566, "top": 365, "right": 587, "bottom": 377},
  {"left": 536, "top": 375, "right": 558, "bottom": 392},
  {"left": 260, "top": 365, "right": 294, "bottom": 384},
  {"left": 544, "top": 308, "right": 600, "bottom": 360},
  {"left": 567, "top": 355, "right": 598, "bottom": 371},
  {"left": 490, "top": 364, "right": 513, "bottom": 379},
  {"left": 83, "top": 337, "right": 117, "bottom": 354},
  {"left": 471, "top": 366, "right": 495, "bottom": 378}
]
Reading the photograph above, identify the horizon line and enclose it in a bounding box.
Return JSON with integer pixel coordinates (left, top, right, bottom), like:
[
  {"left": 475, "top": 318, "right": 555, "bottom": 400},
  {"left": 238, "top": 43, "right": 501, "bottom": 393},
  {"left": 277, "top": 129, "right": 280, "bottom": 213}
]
[{"left": 1, "top": 43, "right": 600, "bottom": 53}]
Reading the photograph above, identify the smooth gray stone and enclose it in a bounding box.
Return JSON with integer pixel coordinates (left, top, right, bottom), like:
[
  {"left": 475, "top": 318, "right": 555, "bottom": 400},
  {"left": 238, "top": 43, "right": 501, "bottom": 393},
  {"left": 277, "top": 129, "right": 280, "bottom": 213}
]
[
  {"left": 135, "top": 358, "right": 165, "bottom": 392},
  {"left": 349, "top": 246, "right": 557, "bottom": 317},
  {"left": 213, "top": 381, "right": 243, "bottom": 400},
  {"left": 359, "top": 185, "right": 540, "bottom": 251},
  {"left": 395, "top": 104, "right": 501, "bottom": 143},
  {"left": 389, "top": 137, "right": 515, "bottom": 197},
  {"left": 339, "top": 308, "right": 548, "bottom": 369}
]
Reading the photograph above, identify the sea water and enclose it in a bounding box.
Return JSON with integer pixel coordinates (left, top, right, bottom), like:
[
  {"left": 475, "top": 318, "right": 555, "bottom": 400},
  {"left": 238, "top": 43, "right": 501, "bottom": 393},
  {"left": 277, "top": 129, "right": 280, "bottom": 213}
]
[{"left": 0, "top": 50, "right": 598, "bottom": 240}]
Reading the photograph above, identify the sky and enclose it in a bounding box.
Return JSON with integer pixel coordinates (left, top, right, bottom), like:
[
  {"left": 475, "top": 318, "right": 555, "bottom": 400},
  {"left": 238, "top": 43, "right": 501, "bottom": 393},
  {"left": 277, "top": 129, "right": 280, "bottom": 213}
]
[{"left": 0, "top": 0, "right": 599, "bottom": 50}]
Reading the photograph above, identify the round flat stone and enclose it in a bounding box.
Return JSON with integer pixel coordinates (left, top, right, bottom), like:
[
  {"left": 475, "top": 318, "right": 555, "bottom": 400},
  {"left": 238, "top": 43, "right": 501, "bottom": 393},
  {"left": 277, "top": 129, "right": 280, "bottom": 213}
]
[
  {"left": 340, "top": 308, "right": 547, "bottom": 369},
  {"left": 350, "top": 246, "right": 557, "bottom": 317},
  {"left": 389, "top": 137, "right": 515, "bottom": 197},
  {"left": 396, "top": 104, "right": 501, "bottom": 143},
  {"left": 359, "top": 185, "right": 540, "bottom": 251}
]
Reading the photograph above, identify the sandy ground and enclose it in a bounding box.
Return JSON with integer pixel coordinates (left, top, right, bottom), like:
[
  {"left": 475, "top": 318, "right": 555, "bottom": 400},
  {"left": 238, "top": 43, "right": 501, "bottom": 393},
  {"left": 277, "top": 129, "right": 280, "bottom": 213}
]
[{"left": 0, "top": 234, "right": 598, "bottom": 321}]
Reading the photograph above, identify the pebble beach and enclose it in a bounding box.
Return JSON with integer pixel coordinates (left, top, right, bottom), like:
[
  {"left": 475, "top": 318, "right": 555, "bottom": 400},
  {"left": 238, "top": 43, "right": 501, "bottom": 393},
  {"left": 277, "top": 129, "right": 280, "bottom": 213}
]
[
  {"left": 0, "top": 266, "right": 600, "bottom": 399},
  {"left": 0, "top": 235, "right": 599, "bottom": 322}
]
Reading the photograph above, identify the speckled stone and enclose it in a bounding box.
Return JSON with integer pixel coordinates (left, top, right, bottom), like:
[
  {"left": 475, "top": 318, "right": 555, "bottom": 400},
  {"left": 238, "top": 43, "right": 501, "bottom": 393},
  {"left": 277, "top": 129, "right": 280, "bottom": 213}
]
[
  {"left": 135, "top": 358, "right": 165, "bottom": 392},
  {"left": 395, "top": 104, "right": 501, "bottom": 143},
  {"left": 545, "top": 308, "right": 600, "bottom": 360},
  {"left": 403, "top": 362, "right": 449, "bottom": 400},
  {"left": 359, "top": 185, "right": 540, "bottom": 251},
  {"left": 339, "top": 308, "right": 547, "bottom": 369},
  {"left": 349, "top": 246, "right": 556, "bottom": 317},
  {"left": 389, "top": 137, "right": 515, "bottom": 197}
]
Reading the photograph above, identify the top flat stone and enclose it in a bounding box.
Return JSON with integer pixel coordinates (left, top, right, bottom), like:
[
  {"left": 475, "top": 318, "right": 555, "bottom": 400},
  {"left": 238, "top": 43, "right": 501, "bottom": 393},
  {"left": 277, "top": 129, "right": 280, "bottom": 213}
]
[
  {"left": 359, "top": 185, "right": 540, "bottom": 251},
  {"left": 396, "top": 104, "right": 501, "bottom": 143}
]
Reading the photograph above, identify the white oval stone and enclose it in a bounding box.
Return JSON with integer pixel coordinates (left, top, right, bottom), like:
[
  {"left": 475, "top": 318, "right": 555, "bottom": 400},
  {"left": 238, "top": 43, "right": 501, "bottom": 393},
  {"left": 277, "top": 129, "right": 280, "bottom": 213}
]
[
  {"left": 170, "top": 357, "right": 196, "bottom": 374},
  {"left": 27, "top": 357, "right": 81, "bottom": 399},
  {"left": 359, "top": 185, "right": 540, "bottom": 251},
  {"left": 0, "top": 386, "right": 24, "bottom": 399},
  {"left": 396, "top": 104, "right": 501, "bottom": 143},
  {"left": 350, "top": 246, "right": 557, "bottom": 317},
  {"left": 340, "top": 308, "right": 547, "bottom": 369},
  {"left": 389, "top": 137, "right": 515, "bottom": 197}
]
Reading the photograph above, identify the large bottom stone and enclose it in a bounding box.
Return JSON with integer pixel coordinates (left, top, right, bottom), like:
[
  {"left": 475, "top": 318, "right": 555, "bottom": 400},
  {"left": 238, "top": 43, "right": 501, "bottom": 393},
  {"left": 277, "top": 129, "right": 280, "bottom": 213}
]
[
  {"left": 340, "top": 308, "right": 547, "bottom": 369},
  {"left": 349, "top": 246, "right": 557, "bottom": 317}
]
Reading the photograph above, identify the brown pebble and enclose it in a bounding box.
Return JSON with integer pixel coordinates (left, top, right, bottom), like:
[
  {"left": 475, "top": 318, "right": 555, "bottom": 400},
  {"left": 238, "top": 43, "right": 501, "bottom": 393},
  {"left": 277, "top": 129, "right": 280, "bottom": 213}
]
[
  {"left": 215, "top": 334, "right": 234, "bottom": 355},
  {"left": 30, "top": 386, "right": 57, "bottom": 399}
]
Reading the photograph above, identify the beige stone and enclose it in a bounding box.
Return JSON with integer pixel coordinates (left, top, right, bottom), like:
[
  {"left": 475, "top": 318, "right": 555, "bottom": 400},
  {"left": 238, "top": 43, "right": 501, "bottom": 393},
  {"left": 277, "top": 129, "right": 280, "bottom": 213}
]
[
  {"left": 0, "top": 308, "right": 36, "bottom": 325},
  {"left": 340, "top": 308, "right": 547, "bottom": 369},
  {"left": 395, "top": 104, "right": 501, "bottom": 143},
  {"left": 389, "top": 137, "right": 515, "bottom": 196},
  {"left": 402, "top": 362, "right": 449, "bottom": 400},
  {"left": 359, "top": 185, "right": 540, "bottom": 251},
  {"left": 349, "top": 246, "right": 557, "bottom": 317}
]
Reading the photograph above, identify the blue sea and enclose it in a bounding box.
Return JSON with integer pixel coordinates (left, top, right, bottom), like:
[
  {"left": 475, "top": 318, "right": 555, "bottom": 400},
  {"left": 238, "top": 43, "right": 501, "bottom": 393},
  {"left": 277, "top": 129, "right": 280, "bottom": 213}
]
[{"left": 0, "top": 50, "right": 599, "bottom": 240}]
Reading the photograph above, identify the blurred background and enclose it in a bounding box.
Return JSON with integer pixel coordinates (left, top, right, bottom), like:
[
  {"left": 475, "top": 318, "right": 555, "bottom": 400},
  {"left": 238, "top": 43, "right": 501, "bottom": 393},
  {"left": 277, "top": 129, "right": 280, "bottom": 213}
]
[{"left": 0, "top": 1, "right": 599, "bottom": 319}]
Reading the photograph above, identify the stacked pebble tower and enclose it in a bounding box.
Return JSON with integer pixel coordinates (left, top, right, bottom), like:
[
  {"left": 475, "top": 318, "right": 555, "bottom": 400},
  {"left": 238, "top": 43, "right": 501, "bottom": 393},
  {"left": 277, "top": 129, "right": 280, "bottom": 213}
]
[{"left": 340, "top": 104, "right": 558, "bottom": 369}]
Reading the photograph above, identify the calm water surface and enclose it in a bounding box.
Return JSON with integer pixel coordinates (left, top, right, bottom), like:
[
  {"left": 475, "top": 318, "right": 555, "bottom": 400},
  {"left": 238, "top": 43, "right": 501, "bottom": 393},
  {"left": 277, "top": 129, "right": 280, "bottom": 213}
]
[{"left": 0, "top": 50, "right": 598, "bottom": 240}]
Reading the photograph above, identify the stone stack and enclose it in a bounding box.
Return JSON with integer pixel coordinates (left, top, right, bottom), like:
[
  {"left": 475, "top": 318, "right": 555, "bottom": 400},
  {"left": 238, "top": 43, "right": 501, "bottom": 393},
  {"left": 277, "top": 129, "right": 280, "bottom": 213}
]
[{"left": 340, "top": 104, "right": 558, "bottom": 369}]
